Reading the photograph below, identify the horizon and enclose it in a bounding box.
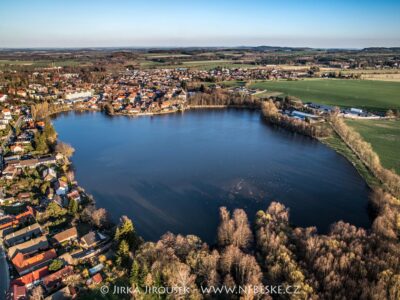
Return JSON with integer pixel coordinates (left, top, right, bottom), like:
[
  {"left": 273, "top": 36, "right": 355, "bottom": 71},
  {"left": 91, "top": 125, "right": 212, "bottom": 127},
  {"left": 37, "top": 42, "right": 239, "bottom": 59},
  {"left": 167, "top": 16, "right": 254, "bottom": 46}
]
[
  {"left": 0, "top": 45, "right": 398, "bottom": 51},
  {"left": 1, "top": 0, "right": 400, "bottom": 48}
]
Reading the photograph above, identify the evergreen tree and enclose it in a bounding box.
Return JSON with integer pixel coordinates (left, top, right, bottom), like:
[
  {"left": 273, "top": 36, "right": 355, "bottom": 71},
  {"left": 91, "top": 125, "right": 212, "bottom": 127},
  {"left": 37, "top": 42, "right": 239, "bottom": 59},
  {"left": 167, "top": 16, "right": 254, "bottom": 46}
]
[
  {"left": 34, "top": 132, "right": 49, "bottom": 153},
  {"left": 130, "top": 260, "right": 140, "bottom": 286},
  {"left": 116, "top": 240, "right": 130, "bottom": 266},
  {"left": 114, "top": 216, "right": 138, "bottom": 250},
  {"left": 68, "top": 199, "right": 78, "bottom": 215}
]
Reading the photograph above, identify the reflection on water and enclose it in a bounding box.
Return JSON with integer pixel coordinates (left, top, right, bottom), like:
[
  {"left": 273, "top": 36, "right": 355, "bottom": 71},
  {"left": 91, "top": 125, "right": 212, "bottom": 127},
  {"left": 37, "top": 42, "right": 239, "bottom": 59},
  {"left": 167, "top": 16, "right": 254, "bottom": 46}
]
[{"left": 53, "top": 109, "right": 371, "bottom": 243}]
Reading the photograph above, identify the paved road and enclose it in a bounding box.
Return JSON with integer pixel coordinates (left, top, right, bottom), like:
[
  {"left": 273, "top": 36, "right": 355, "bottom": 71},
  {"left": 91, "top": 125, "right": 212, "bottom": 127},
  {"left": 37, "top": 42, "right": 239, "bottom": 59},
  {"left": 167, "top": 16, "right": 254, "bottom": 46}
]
[
  {"left": 0, "top": 241, "right": 9, "bottom": 300},
  {"left": 1, "top": 116, "right": 23, "bottom": 154}
]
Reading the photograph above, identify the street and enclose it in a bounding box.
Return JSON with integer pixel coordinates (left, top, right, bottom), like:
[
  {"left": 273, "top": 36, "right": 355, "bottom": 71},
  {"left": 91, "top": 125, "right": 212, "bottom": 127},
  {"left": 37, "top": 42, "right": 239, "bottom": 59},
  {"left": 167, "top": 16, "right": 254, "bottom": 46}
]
[{"left": 0, "top": 241, "right": 9, "bottom": 300}]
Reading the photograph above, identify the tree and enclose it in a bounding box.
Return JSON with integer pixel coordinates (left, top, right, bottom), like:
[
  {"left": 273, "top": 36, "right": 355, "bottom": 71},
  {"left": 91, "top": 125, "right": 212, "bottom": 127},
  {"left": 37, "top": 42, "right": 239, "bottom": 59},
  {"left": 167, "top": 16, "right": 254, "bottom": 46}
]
[
  {"left": 49, "top": 259, "right": 64, "bottom": 271},
  {"left": 44, "top": 120, "right": 57, "bottom": 146},
  {"left": 130, "top": 259, "right": 140, "bottom": 285},
  {"left": 115, "top": 216, "right": 138, "bottom": 250},
  {"left": 68, "top": 198, "right": 79, "bottom": 215},
  {"left": 45, "top": 202, "right": 67, "bottom": 219},
  {"left": 82, "top": 268, "right": 89, "bottom": 278},
  {"left": 217, "top": 207, "right": 235, "bottom": 247},
  {"left": 116, "top": 240, "right": 130, "bottom": 266},
  {"left": 232, "top": 209, "right": 253, "bottom": 250},
  {"left": 99, "top": 255, "right": 107, "bottom": 263},
  {"left": 34, "top": 132, "right": 49, "bottom": 153},
  {"left": 217, "top": 207, "right": 252, "bottom": 250},
  {"left": 55, "top": 142, "right": 75, "bottom": 158},
  {"left": 63, "top": 274, "right": 81, "bottom": 288},
  {"left": 30, "top": 285, "right": 44, "bottom": 300},
  {"left": 91, "top": 208, "right": 110, "bottom": 228},
  {"left": 104, "top": 103, "right": 114, "bottom": 115}
]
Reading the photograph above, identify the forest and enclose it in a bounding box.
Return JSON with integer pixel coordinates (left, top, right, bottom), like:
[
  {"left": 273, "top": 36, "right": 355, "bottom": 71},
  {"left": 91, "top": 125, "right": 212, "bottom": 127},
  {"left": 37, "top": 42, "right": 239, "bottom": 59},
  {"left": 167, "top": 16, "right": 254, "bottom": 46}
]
[{"left": 108, "top": 187, "right": 400, "bottom": 300}]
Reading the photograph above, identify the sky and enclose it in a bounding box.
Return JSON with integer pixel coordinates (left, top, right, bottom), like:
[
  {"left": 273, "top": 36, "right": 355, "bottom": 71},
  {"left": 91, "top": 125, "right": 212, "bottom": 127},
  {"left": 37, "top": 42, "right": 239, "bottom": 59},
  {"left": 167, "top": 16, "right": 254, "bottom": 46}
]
[{"left": 0, "top": 0, "right": 399, "bottom": 48}]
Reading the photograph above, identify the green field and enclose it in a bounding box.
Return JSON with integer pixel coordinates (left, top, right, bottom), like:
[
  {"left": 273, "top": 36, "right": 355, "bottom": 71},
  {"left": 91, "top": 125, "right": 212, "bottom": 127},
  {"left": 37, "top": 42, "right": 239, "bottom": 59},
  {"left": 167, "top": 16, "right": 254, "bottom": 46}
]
[
  {"left": 249, "top": 79, "right": 400, "bottom": 111},
  {"left": 345, "top": 119, "right": 400, "bottom": 174}
]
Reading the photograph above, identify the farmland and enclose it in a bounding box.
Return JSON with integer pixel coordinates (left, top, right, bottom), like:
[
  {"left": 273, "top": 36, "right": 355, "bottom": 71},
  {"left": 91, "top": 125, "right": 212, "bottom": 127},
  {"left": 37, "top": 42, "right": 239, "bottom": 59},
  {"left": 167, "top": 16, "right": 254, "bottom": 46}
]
[
  {"left": 249, "top": 79, "right": 400, "bottom": 111},
  {"left": 0, "top": 59, "right": 85, "bottom": 68},
  {"left": 140, "top": 59, "right": 258, "bottom": 70},
  {"left": 345, "top": 119, "right": 400, "bottom": 174}
]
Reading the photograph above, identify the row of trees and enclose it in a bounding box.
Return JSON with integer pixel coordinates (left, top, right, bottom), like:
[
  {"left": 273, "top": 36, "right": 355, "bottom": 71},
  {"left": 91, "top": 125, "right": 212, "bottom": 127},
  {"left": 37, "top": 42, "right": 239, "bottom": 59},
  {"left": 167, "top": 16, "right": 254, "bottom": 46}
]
[
  {"left": 187, "top": 90, "right": 261, "bottom": 108},
  {"left": 30, "top": 102, "right": 71, "bottom": 120},
  {"left": 330, "top": 115, "right": 400, "bottom": 197},
  {"left": 261, "top": 100, "right": 331, "bottom": 138}
]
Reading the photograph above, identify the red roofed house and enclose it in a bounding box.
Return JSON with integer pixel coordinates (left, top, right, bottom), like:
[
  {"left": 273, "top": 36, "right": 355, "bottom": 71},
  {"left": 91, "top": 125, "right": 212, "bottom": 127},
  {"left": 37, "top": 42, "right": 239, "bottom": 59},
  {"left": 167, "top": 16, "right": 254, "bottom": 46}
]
[
  {"left": 0, "top": 207, "right": 34, "bottom": 231},
  {"left": 6, "top": 284, "right": 26, "bottom": 300},
  {"left": 92, "top": 273, "right": 103, "bottom": 284},
  {"left": 11, "top": 266, "right": 49, "bottom": 289},
  {"left": 12, "top": 249, "right": 57, "bottom": 275},
  {"left": 42, "top": 265, "right": 74, "bottom": 292}
]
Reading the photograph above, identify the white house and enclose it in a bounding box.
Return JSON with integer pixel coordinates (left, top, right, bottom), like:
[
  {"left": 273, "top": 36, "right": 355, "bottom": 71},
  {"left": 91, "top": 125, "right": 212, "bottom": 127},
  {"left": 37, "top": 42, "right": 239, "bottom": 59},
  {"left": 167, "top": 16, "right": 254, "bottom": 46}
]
[
  {"left": 42, "top": 168, "right": 57, "bottom": 181},
  {"left": 55, "top": 179, "right": 69, "bottom": 195}
]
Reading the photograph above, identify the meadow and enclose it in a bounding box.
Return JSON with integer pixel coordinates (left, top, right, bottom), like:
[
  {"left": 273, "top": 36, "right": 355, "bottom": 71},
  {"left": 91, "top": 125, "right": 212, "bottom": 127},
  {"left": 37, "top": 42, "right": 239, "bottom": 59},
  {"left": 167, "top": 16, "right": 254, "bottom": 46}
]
[
  {"left": 249, "top": 79, "right": 400, "bottom": 111},
  {"left": 345, "top": 119, "right": 400, "bottom": 174}
]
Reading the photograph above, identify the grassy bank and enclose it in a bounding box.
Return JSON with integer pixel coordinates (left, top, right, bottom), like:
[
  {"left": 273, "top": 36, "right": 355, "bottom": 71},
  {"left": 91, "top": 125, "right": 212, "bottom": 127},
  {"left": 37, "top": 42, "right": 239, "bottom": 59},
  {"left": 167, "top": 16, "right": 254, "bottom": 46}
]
[
  {"left": 249, "top": 79, "right": 400, "bottom": 111},
  {"left": 345, "top": 119, "right": 400, "bottom": 174},
  {"left": 319, "top": 133, "right": 380, "bottom": 188}
]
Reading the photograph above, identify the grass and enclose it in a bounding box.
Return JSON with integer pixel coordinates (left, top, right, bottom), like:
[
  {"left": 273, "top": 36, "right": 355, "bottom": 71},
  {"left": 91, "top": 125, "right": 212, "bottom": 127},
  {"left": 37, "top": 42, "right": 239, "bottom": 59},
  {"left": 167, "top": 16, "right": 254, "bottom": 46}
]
[
  {"left": 249, "top": 79, "right": 400, "bottom": 111},
  {"left": 320, "top": 133, "right": 380, "bottom": 188},
  {"left": 345, "top": 119, "right": 400, "bottom": 174}
]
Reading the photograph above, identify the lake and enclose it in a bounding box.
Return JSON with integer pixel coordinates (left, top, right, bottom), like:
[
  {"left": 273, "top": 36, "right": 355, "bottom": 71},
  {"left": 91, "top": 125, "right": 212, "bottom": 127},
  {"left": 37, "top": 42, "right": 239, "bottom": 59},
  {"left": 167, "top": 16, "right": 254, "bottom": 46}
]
[{"left": 53, "top": 109, "right": 371, "bottom": 243}]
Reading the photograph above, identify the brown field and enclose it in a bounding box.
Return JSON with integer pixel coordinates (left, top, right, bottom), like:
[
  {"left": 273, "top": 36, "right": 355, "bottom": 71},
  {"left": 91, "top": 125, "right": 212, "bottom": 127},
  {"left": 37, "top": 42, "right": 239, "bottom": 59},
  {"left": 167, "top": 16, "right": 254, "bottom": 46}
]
[{"left": 360, "top": 73, "right": 400, "bottom": 82}]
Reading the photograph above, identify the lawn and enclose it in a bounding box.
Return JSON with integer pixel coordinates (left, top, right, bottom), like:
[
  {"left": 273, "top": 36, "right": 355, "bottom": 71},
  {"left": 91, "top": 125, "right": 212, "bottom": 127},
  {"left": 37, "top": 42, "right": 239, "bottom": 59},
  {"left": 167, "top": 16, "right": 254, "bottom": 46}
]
[
  {"left": 249, "top": 79, "right": 400, "bottom": 111},
  {"left": 345, "top": 119, "right": 400, "bottom": 174}
]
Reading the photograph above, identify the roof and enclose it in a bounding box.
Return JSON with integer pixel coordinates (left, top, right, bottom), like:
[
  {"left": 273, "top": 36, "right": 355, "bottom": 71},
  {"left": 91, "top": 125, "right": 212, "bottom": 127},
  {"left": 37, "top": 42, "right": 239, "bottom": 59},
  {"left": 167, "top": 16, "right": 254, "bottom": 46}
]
[
  {"left": 0, "top": 207, "right": 34, "bottom": 230},
  {"left": 4, "top": 223, "right": 41, "bottom": 243},
  {"left": 80, "top": 231, "right": 104, "bottom": 247},
  {"left": 11, "top": 266, "right": 49, "bottom": 286},
  {"left": 53, "top": 227, "right": 78, "bottom": 244},
  {"left": 11, "top": 284, "right": 26, "bottom": 300},
  {"left": 42, "top": 266, "right": 74, "bottom": 289},
  {"left": 12, "top": 249, "right": 57, "bottom": 275},
  {"left": 8, "top": 235, "right": 49, "bottom": 259},
  {"left": 92, "top": 273, "right": 103, "bottom": 284}
]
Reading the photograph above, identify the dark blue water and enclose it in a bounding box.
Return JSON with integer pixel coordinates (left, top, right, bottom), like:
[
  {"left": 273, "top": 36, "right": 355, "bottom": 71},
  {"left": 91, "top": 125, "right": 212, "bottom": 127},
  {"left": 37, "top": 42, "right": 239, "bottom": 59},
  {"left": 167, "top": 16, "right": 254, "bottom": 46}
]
[{"left": 53, "top": 109, "right": 370, "bottom": 242}]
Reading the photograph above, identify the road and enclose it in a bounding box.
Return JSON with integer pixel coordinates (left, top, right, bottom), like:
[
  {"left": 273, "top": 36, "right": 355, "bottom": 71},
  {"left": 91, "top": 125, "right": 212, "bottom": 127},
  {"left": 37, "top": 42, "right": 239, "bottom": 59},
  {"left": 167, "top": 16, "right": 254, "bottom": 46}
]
[
  {"left": 1, "top": 116, "right": 23, "bottom": 154},
  {"left": 0, "top": 241, "right": 10, "bottom": 300}
]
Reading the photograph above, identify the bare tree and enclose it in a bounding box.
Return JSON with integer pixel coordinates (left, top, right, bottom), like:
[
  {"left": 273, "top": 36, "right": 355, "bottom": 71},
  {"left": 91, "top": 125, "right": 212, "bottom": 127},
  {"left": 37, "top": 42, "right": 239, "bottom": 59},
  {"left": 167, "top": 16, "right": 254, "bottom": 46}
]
[
  {"left": 232, "top": 209, "right": 253, "bottom": 250},
  {"left": 55, "top": 141, "right": 75, "bottom": 158},
  {"left": 218, "top": 207, "right": 235, "bottom": 247},
  {"left": 30, "top": 285, "right": 44, "bottom": 300},
  {"left": 91, "top": 207, "right": 110, "bottom": 228}
]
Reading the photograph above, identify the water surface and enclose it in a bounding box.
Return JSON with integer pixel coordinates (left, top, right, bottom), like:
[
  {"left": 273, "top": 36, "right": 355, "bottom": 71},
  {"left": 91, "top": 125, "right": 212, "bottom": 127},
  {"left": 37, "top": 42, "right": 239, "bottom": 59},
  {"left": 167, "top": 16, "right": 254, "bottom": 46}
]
[{"left": 53, "top": 109, "right": 370, "bottom": 242}]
